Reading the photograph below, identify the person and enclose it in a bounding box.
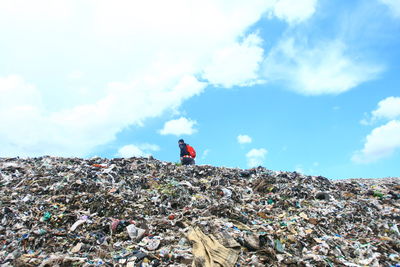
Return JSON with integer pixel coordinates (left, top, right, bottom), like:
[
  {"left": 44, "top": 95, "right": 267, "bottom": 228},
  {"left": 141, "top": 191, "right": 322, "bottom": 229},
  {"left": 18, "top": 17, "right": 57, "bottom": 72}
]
[{"left": 178, "top": 139, "right": 195, "bottom": 165}]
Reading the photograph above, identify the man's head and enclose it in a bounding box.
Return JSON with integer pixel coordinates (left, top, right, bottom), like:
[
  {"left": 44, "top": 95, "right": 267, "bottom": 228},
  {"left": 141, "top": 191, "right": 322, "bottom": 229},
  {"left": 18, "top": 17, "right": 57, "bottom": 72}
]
[{"left": 178, "top": 139, "right": 184, "bottom": 144}]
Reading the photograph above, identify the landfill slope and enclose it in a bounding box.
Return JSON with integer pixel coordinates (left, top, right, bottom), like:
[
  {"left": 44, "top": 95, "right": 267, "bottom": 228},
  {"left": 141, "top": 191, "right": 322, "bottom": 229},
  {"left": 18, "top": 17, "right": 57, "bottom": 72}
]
[{"left": 0, "top": 157, "right": 399, "bottom": 267}]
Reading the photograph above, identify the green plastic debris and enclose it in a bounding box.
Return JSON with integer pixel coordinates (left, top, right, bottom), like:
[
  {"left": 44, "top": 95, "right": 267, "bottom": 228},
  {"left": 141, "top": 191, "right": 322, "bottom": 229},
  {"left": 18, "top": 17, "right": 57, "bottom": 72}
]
[
  {"left": 274, "top": 239, "right": 284, "bottom": 253},
  {"left": 324, "top": 258, "right": 334, "bottom": 267},
  {"left": 373, "top": 191, "right": 384, "bottom": 198},
  {"left": 42, "top": 212, "right": 51, "bottom": 221}
]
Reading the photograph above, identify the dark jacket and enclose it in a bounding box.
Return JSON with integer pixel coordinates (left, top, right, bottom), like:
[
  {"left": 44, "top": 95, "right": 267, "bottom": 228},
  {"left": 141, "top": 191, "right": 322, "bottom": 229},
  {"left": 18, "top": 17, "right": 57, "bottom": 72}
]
[{"left": 179, "top": 143, "right": 190, "bottom": 157}]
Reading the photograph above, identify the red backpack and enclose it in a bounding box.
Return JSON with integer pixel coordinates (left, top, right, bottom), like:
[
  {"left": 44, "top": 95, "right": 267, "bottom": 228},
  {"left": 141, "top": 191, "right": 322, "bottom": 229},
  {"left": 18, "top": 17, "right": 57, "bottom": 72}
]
[{"left": 186, "top": 144, "right": 196, "bottom": 158}]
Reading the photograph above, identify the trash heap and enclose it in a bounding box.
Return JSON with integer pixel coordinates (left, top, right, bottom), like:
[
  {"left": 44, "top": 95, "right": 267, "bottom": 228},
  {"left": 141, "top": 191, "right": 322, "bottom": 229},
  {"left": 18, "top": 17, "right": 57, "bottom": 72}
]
[{"left": 0, "top": 157, "right": 399, "bottom": 267}]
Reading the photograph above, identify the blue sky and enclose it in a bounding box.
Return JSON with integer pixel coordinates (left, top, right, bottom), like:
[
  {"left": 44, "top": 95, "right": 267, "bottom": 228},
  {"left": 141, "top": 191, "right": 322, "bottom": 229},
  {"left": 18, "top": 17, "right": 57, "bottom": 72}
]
[{"left": 0, "top": 0, "right": 399, "bottom": 179}]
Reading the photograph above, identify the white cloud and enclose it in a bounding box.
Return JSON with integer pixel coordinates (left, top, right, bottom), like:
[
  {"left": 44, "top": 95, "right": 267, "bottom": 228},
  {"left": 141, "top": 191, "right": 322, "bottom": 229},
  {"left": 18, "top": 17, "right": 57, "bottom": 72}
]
[
  {"left": 237, "top": 134, "right": 253, "bottom": 144},
  {"left": 379, "top": 0, "right": 400, "bottom": 18},
  {"left": 0, "top": 74, "right": 205, "bottom": 156},
  {"left": 354, "top": 97, "right": 400, "bottom": 163},
  {"left": 371, "top": 96, "right": 400, "bottom": 121},
  {"left": 159, "top": 117, "right": 197, "bottom": 136},
  {"left": 263, "top": 38, "right": 384, "bottom": 95},
  {"left": 118, "top": 145, "right": 145, "bottom": 158},
  {"left": 272, "top": 0, "right": 318, "bottom": 24},
  {"left": 68, "top": 71, "right": 84, "bottom": 80},
  {"left": 138, "top": 143, "right": 160, "bottom": 152},
  {"left": 117, "top": 143, "right": 160, "bottom": 158},
  {"left": 0, "top": 75, "right": 49, "bottom": 156},
  {"left": 352, "top": 120, "right": 400, "bottom": 163},
  {"left": 201, "top": 149, "right": 210, "bottom": 160},
  {"left": 246, "top": 148, "right": 267, "bottom": 167},
  {"left": 0, "top": 1, "right": 322, "bottom": 156},
  {"left": 360, "top": 96, "right": 400, "bottom": 125},
  {"left": 0, "top": 75, "right": 42, "bottom": 109},
  {"left": 0, "top": 0, "right": 72, "bottom": 22},
  {"left": 202, "top": 33, "right": 265, "bottom": 88},
  {"left": 294, "top": 163, "right": 318, "bottom": 175}
]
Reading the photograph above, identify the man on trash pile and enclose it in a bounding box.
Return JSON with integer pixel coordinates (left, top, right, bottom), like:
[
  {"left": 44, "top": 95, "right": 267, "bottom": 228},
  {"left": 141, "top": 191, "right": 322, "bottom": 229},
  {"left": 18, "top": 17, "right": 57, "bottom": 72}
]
[{"left": 178, "top": 139, "right": 196, "bottom": 165}]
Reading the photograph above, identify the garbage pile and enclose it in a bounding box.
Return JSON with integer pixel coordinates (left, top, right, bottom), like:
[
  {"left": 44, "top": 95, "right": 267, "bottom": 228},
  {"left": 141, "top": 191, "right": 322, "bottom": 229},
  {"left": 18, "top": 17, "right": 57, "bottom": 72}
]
[{"left": 0, "top": 156, "right": 399, "bottom": 267}]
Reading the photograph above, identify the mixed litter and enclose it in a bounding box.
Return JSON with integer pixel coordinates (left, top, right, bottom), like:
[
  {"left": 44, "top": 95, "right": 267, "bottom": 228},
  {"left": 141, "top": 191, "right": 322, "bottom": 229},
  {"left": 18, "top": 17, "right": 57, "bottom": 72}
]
[{"left": 0, "top": 156, "right": 399, "bottom": 267}]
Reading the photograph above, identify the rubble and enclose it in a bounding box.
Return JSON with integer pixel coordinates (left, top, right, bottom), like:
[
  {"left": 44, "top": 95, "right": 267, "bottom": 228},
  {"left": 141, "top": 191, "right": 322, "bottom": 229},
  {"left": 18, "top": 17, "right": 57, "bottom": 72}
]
[{"left": 0, "top": 156, "right": 399, "bottom": 266}]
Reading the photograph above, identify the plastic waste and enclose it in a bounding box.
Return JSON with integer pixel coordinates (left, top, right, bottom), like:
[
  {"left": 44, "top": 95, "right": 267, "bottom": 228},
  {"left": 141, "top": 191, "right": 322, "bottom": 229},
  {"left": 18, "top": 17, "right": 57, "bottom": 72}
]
[
  {"left": 70, "top": 216, "right": 88, "bottom": 232},
  {"left": 41, "top": 212, "right": 51, "bottom": 222},
  {"left": 0, "top": 156, "right": 398, "bottom": 266},
  {"left": 126, "top": 224, "right": 146, "bottom": 241}
]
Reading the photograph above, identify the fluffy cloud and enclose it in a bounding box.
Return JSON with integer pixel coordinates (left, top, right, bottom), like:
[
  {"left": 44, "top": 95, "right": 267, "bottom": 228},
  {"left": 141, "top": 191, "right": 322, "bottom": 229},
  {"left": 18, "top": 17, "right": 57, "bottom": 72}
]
[
  {"left": 362, "top": 96, "right": 400, "bottom": 125},
  {"left": 0, "top": 74, "right": 205, "bottom": 156},
  {"left": 117, "top": 143, "right": 160, "bottom": 158},
  {"left": 371, "top": 96, "right": 400, "bottom": 121},
  {"left": 0, "top": 1, "right": 321, "bottom": 157},
  {"left": 202, "top": 34, "right": 264, "bottom": 88},
  {"left": 379, "top": 0, "right": 400, "bottom": 18},
  {"left": 263, "top": 38, "right": 383, "bottom": 95},
  {"left": 0, "top": 76, "right": 49, "bottom": 156},
  {"left": 294, "top": 163, "right": 318, "bottom": 175},
  {"left": 67, "top": 71, "right": 84, "bottom": 80},
  {"left": 0, "top": 75, "right": 42, "bottom": 109},
  {"left": 0, "top": 0, "right": 72, "bottom": 22},
  {"left": 272, "top": 0, "right": 318, "bottom": 24},
  {"left": 246, "top": 148, "right": 268, "bottom": 167},
  {"left": 237, "top": 134, "right": 252, "bottom": 144},
  {"left": 159, "top": 117, "right": 197, "bottom": 136},
  {"left": 352, "top": 120, "right": 400, "bottom": 163},
  {"left": 353, "top": 96, "right": 400, "bottom": 163}
]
